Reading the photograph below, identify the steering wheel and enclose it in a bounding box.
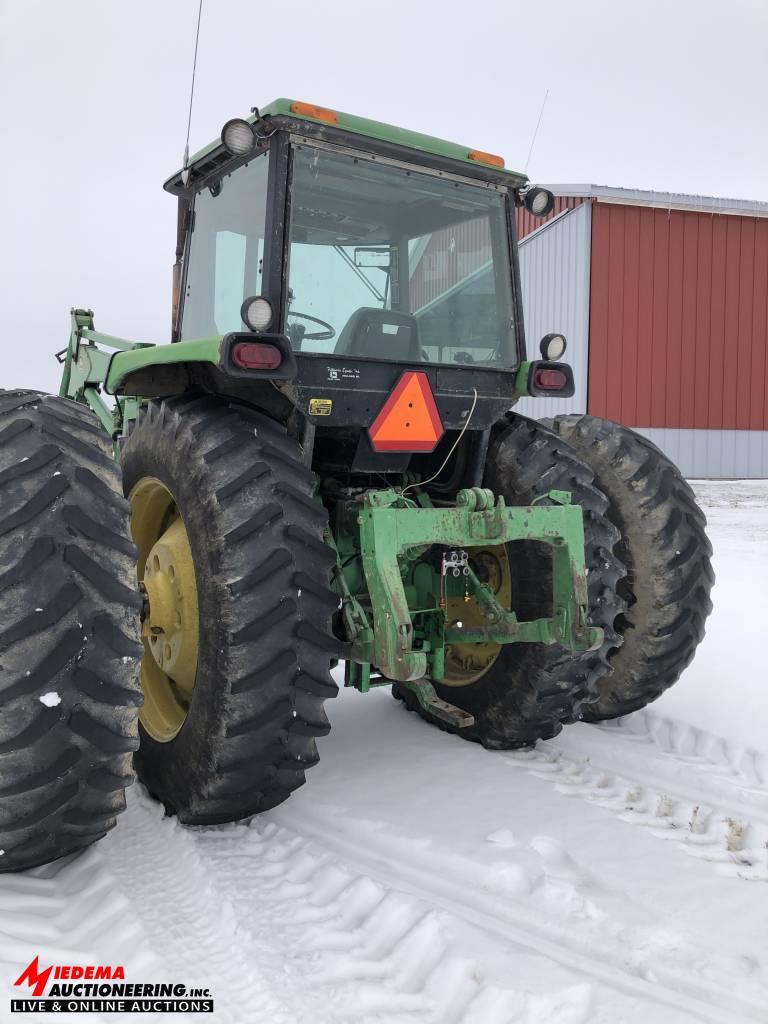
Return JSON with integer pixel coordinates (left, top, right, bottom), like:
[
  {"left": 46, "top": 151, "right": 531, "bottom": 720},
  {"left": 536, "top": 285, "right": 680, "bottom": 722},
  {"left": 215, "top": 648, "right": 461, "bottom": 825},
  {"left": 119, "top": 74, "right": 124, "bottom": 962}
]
[{"left": 287, "top": 311, "right": 336, "bottom": 341}]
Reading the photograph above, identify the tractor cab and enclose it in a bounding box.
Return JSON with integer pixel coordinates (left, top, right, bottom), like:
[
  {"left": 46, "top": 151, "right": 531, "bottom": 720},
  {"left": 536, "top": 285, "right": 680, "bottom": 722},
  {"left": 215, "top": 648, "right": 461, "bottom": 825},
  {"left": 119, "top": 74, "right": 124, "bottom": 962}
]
[
  {"left": 162, "top": 99, "right": 566, "bottom": 476},
  {"left": 177, "top": 111, "right": 519, "bottom": 368}
]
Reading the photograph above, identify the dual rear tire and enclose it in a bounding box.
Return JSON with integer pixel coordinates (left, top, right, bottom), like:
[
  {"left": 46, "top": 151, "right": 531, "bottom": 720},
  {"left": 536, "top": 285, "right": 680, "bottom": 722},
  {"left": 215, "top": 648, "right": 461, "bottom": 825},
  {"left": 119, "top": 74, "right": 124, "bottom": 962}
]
[
  {"left": 544, "top": 415, "right": 714, "bottom": 720},
  {"left": 399, "top": 412, "right": 714, "bottom": 744},
  {"left": 398, "top": 415, "right": 626, "bottom": 747},
  {"left": 0, "top": 391, "right": 143, "bottom": 873},
  {"left": 0, "top": 393, "right": 338, "bottom": 871}
]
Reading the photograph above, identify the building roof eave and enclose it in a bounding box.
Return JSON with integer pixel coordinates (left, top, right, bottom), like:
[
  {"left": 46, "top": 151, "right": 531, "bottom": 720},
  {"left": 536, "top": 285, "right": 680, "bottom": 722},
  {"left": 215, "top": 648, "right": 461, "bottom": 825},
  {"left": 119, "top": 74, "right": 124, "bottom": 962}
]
[{"left": 541, "top": 184, "right": 768, "bottom": 219}]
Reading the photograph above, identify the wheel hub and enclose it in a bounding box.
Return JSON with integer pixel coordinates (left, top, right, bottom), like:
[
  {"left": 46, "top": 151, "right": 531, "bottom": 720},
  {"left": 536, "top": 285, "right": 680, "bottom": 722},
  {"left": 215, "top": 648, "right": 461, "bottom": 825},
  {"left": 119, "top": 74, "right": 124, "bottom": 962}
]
[
  {"left": 129, "top": 477, "right": 200, "bottom": 743},
  {"left": 142, "top": 518, "right": 198, "bottom": 692}
]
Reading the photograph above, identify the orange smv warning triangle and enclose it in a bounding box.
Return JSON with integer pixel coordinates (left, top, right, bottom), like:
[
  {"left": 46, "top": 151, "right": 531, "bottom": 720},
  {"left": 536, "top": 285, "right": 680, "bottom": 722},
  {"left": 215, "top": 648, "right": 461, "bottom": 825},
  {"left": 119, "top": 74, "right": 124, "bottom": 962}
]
[{"left": 368, "top": 371, "right": 444, "bottom": 453}]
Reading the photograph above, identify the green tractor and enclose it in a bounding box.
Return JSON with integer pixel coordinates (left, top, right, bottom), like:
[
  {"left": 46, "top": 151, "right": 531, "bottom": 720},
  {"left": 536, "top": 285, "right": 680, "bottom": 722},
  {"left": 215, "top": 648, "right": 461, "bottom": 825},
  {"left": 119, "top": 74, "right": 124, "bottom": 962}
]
[{"left": 0, "top": 100, "right": 713, "bottom": 871}]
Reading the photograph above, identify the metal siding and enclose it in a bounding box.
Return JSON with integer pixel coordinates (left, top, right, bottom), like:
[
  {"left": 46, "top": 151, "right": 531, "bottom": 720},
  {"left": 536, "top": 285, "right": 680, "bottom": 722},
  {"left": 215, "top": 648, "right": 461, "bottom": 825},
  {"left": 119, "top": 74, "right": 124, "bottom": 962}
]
[
  {"left": 515, "top": 203, "right": 591, "bottom": 419},
  {"left": 620, "top": 205, "right": 641, "bottom": 425},
  {"left": 635, "top": 209, "right": 655, "bottom": 426},
  {"left": 515, "top": 195, "right": 585, "bottom": 241},
  {"left": 751, "top": 224, "right": 768, "bottom": 431},
  {"left": 634, "top": 428, "right": 768, "bottom": 478},
  {"left": 587, "top": 202, "right": 768, "bottom": 433},
  {"left": 587, "top": 200, "right": 610, "bottom": 418}
]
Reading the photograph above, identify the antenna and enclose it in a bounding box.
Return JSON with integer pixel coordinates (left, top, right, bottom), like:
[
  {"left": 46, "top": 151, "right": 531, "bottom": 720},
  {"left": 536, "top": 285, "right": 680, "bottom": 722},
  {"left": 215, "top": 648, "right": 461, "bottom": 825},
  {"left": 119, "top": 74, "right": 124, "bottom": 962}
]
[
  {"left": 181, "top": 0, "right": 204, "bottom": 186},
  {"left": 524, "top": 89, "right": 549, "bottom": 174}
]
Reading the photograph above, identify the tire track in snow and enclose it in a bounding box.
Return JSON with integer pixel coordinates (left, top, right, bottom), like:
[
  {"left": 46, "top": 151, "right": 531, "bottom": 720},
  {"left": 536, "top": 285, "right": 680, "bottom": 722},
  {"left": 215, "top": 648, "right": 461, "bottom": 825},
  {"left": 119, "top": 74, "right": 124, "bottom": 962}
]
[
  {"left": 601, "top": 709, "right": 768, "bottom": 790},
  {"left": 516, "top": 713, "right": 768, "bottom": 882},
  {"left": 101, "top": 792, "right": 294, "bottom": 1024},
  {"left": 3, "top": 707, "right": 766, "bottom": 1023},
  {"left": 170, "top": 809, "right": 594, "bottom": 1023},
  {"left": 0, "top": 789, "right": 648, "bottom": 1024},
  {"left": 272, "top": 801, "right": 768, "bottom": 1024},
  {"left": 0, "top": 847, "right": 160, "bottom": 1024}
]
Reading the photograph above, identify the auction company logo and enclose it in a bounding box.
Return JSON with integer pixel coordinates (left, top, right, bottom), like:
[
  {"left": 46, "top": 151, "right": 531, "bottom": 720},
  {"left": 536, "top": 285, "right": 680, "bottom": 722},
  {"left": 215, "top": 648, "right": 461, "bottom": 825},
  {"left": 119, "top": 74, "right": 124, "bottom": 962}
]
[{"left": 12, "top": 956, "right": 214, "bottom": 1015}]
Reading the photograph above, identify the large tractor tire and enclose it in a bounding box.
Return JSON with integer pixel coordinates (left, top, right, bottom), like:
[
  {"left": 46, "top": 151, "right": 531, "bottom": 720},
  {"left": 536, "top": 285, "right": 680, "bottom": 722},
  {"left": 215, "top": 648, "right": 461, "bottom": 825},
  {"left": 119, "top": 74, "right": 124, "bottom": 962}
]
[
  {"left": 0, "top": 391, "right": 142, "bottom": 873},
  {"left": 396, "top": 414, "right": 625, "bottom": 748},
  {"left": 120, "top": 395, "right": 338, "bottom": 824},
  {"left": 544, "top": 414, "right": 714, "bottom": 720}
]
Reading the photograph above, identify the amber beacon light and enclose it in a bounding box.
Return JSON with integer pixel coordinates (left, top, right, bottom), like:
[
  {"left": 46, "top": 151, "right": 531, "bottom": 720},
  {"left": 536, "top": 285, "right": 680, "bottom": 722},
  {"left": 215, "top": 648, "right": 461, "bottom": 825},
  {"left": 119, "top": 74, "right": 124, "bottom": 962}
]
[{"left": 290, "top": 101, "right": 338, "bottom": 124}]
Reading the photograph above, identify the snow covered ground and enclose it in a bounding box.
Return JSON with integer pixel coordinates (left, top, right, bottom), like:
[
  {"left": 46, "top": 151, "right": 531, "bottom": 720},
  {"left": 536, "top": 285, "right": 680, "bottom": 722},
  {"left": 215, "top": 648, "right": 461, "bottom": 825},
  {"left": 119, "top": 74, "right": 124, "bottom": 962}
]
[
  {"left": 2, "top": 480, "right": 767, "bottom": 1024},
  {"left": 653, "top": 480, "right": 768, "bottom": 753}
]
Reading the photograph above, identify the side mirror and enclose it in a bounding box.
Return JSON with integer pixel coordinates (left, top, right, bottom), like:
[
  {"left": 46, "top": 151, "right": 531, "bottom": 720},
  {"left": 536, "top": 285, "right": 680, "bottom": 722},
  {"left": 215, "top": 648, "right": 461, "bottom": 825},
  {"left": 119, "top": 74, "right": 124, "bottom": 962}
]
[{"left": 354, "top": 247, "right": 391, "bottom": 269}]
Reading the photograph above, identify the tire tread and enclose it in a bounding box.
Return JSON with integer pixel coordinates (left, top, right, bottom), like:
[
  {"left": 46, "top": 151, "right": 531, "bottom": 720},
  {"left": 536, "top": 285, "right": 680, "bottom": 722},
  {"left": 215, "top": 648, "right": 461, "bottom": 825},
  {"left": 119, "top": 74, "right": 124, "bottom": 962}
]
[
  {"left": 0, "top": 391, "right": 141, "bottom": 873},
  {"left": 121, "top": 395, "right": 337, "bottom": 825},
  {"left": 544, "top": 414, "right": 713, "bottom": 719}
]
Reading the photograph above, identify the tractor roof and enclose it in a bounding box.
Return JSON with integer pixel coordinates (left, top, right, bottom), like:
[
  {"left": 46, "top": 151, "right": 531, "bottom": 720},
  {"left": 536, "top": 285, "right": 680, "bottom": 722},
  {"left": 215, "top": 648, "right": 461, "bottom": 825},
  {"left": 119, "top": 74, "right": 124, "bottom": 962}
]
[{"left": 165, "top": 98, "right": 527, "bottom": 194}]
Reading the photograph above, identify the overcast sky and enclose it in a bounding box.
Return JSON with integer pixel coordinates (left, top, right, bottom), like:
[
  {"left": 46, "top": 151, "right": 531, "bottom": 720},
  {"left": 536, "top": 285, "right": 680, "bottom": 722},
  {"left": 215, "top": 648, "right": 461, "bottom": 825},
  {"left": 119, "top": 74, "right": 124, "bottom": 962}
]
[{"left": 1, "top": 0, "right": 767, "bottom": 393}]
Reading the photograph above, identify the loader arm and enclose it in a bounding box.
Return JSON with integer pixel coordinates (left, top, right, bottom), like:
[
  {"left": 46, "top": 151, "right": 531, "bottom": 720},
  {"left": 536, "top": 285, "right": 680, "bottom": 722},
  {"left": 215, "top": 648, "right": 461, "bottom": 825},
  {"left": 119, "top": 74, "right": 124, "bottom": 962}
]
[{"left": 58, "top": 308, "right": 224, "bottom": 439}]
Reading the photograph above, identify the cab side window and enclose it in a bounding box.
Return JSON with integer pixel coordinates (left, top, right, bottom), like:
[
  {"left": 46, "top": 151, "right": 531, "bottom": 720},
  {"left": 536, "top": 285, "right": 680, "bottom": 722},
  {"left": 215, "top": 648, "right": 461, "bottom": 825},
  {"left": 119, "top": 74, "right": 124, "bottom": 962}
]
[{"left": 181, "top": 153, "right": 269, "bottom": 339}]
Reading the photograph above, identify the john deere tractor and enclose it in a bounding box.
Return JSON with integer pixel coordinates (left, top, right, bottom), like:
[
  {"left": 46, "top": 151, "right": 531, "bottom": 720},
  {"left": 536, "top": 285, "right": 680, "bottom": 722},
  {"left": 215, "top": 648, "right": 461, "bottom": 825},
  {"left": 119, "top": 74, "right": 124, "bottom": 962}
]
[{"left": 0, "top": 100, "right": 713, "bottom": 871}]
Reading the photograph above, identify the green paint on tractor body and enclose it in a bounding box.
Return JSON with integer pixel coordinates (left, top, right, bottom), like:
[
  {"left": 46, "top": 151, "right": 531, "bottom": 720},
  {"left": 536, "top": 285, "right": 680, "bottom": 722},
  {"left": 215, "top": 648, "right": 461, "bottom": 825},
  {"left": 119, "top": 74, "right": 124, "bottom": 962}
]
[
  {"left": 333, "top": 486, "right": 601, "bottom": 686},
  {"left": 164, "top": 98, "right": 527, "bottom": 193}
]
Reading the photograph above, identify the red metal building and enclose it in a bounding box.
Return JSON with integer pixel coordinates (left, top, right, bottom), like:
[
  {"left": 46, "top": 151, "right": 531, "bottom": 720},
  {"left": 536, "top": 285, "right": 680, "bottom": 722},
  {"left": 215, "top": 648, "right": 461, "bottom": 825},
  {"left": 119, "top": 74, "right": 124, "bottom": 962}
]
[{"left": 514, "top": 186, "right": 768, "bottom": 477}]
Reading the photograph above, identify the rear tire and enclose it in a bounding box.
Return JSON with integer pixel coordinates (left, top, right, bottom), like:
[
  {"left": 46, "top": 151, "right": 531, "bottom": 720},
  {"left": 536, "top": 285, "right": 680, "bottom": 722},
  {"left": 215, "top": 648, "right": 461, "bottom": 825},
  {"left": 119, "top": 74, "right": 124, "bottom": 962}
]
[
  {"left": 120, "top": 395, "right": 338, "bottom": 824},
  {"left": 0, "top": 391, "right": 142, "bottom": 873},
  {"left": 545, "top": 414, "right": 714, "bottom": 720},
  {"left": 397, "top": 415, "right": 625, "bottom": 747}
]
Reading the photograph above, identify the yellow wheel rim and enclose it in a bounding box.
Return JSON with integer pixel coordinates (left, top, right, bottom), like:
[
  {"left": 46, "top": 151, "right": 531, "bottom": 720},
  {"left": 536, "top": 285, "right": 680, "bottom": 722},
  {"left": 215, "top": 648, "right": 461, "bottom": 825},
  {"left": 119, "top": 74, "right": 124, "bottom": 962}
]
[
  {"left": 129, "top": 477, "right": 199, "bottom": 742},
  {"left": 441, "top": 545, "right": 512, "bottom": 686}
]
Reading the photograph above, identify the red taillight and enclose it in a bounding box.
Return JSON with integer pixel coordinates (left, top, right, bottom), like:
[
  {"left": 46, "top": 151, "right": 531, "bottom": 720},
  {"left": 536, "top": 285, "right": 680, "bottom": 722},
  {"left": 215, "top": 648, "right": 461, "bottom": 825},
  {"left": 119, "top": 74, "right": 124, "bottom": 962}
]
[
  {"left": 533, "top": 367, "right": 568, "bottom": 390},
  {"left": 232, "top": 342, "right": 282, "bottom": 370}
]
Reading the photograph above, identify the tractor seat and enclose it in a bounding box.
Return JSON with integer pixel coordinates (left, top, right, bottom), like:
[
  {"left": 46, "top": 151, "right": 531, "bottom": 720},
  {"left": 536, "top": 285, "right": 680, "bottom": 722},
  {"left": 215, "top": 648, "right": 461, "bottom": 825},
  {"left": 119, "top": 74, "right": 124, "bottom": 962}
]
[{"left": 335, "top": 308, "right": 421, "bottom": 361}]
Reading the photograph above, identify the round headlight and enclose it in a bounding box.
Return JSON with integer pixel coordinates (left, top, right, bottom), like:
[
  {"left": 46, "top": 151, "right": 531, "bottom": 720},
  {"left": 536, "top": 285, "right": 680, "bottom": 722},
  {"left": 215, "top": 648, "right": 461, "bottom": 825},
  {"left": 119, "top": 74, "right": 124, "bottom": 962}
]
[
  {"left": 241, "top": 296, "right": 273, "bottom": 332},
  {"left": 524, "top": 186, "right": 555, "bottom": 218},
  {"left": 221, "top": 118, "right": 257, "bottom": 156},
  {"left": 539, "top": 333, "right": 567, "bottom": 361}
]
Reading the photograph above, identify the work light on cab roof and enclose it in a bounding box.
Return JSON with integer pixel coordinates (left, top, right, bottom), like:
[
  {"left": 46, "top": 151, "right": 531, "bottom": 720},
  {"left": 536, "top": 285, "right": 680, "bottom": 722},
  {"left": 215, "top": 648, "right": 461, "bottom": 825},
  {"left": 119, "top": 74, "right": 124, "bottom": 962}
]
[
  {"left": 221, "top": 117, "right": 258, "bottom": 156},
  {"left": 524, "top": 185, "right": 555, "bottom": 217}
]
